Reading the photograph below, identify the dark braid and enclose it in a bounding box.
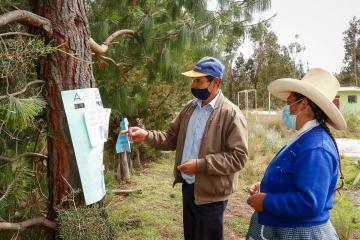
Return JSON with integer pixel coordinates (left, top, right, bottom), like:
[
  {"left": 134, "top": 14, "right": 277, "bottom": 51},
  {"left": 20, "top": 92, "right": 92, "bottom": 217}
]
[{"left": 293, "top": 93, "right": 344, "bottom": 192}]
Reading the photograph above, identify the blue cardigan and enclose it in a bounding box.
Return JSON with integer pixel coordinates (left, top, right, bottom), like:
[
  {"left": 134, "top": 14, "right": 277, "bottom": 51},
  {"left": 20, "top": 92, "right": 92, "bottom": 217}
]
[{"left": 258, "top": 126, "right": 339, "bottom": 227}]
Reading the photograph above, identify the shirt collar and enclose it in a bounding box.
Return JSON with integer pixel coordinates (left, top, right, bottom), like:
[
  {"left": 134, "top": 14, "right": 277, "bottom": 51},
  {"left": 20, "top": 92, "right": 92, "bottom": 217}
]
[
  {"left": 296, "top": 119, "right": 319, "bottom": 138},
  {"left": 285, "top": 119, "right": 319, "bottom": 149},
  {"left": 193, "top": 90, "right": 220, "bottom": 109}
]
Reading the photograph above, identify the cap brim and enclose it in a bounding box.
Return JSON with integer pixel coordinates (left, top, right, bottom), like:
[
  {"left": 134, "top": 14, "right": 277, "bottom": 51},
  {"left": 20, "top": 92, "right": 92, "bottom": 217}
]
[
  {"left": 268, "top": 78, "right": 347, "bottom": 130},
  {"left": 181, "top": 70, "right": 208, "bottom": 78}
]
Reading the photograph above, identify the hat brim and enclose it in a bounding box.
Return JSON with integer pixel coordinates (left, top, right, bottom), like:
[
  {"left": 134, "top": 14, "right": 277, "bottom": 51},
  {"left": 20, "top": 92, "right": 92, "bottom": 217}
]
[
  {"left": 181, "top": 70, "right": 208, "bottom": 78},
  {"left": 268, "top": 78, "right": 347, "bottom": 130}
]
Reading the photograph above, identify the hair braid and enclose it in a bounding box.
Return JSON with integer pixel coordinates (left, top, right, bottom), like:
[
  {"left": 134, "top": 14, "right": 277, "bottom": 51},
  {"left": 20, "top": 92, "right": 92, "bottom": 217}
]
[
  {"left": 308, "top": 101, "right": 344, "bottom": 192},
  {"left": 293, "top": 93, "right": 344, "bottom": 192}
]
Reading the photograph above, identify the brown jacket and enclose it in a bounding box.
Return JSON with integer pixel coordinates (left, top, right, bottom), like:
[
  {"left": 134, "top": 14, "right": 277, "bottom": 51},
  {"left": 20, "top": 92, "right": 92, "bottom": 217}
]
[{"left": 145, "top": 92, "right": 248, "bottom": 205}]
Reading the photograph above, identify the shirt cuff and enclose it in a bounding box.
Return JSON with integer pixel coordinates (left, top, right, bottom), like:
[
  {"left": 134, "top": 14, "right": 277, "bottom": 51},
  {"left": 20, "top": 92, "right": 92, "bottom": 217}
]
[{"left": 196, "top": 158, "right": 207, "bottom": 172}]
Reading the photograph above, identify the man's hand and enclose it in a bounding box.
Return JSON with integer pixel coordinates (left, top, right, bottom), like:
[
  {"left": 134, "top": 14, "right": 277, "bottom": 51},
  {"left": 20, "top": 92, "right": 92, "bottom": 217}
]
[
  {"left": 247, "top": 193, "right": 266, "bottom": 212},
  {"left": 248, "top": 182, "right": 260, "bottom": 196},
  {"left": 177, "top": 159, "right": 198, "bottom": 175},
  {"left": 120, "top": 127, "right": 148, "bottom": 142}
]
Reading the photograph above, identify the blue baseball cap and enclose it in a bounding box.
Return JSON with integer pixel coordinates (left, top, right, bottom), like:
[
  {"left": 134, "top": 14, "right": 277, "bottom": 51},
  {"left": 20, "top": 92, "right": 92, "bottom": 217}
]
[{"left": 181, "top": 56, "right": 225, "bottom": 79}]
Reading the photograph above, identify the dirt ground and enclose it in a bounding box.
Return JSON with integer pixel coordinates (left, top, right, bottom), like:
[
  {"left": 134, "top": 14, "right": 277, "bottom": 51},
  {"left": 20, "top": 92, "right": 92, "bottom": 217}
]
[{"left": 224, "top": 191, "right": 253, "bottom": 240}]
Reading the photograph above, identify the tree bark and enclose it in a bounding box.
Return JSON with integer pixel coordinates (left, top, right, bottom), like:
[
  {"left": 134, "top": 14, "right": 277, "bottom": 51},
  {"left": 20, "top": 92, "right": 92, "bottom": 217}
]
[
  {"left": 127, "top": 152, "right": 133, "bottom": 173},
  {"left": 133, "top": 148, "right": 142, "bottom": 169},
  {"left": 120, "top": 152, "right": 130, "bottom": 181},
  {"left": 116, "top": 154, "right": 122, "bottom": 181},
  {"left": 29, "top": 0, "right": 95, "bottom": 223}
]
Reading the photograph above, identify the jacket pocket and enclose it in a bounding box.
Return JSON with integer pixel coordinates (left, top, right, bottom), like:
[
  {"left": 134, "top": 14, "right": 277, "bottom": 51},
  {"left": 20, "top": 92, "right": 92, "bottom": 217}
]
[{"left": 196, "top": 174, "right": 232, "bottom": 196}]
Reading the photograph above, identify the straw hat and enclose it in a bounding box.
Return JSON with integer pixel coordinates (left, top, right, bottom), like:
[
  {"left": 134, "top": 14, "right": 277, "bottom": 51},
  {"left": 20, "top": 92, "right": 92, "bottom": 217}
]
[{"left": 268, "top": 68, "right": 347, "bottom": 130}]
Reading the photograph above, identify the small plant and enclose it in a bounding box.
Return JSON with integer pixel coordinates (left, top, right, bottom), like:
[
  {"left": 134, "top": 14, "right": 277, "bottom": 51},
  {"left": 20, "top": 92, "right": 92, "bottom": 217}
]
[
  {"left": 57, "top": 206, "right": 114, "bottom": 240},
  {"left": 263, "top": 128, "right": 284, "bottom": 152},
  {"left": 57, "top": 190, "right": 115, "bottom": 240},
  {"left": 331, "top": 194, "right": 360, "bottom": 240}
]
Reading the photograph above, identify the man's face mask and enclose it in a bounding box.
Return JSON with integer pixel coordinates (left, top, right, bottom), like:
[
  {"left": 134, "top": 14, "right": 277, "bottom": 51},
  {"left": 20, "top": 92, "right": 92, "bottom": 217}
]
[
  {"left": 282, "top": 98, "right": 303, "bottom": 129},
  {"left": 191, "top": 81, "right": 212, "bottom": 100}
]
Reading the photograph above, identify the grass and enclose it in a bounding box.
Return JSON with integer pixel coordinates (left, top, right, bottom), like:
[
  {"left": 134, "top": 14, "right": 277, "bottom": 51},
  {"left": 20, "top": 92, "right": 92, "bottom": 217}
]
[
  {"left": 341, "top": 157, "right": 360, "bottom": 188},
  {"left": 106, "top": 157, "right": 249, "bottom": 240},
  {"left": 106, "top": 112, "right": 360, "bottom": 239},
  {"left": 332, "top": 193, "right": 360, "bottom": 240},
  {"left": 106, "top": 157, "right": 184, "bottom": 240},
  {"left": 225, "top": 218, "right": 249, "bottom": 237}
]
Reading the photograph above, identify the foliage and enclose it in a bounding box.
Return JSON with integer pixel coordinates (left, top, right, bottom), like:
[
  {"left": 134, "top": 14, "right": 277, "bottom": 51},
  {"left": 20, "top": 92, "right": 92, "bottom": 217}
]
[
  {"left": 0, "top": 36, "right": 54, "bottom": 154},
  {"left": 339, "top": 16, "right": 360, "bottom": 87},
  {"left": 332, "top": 193, "right": 360, "bottom": 240},
  {"left": 88, "top": 0, "right": 272, "bottom": 131},
  {"left": 0, "top": 35, "right": 52, "bottom": 239},
  {"left": 231, "top": 23, "right": 305, "bottom": 107},
  {"left": 333, "top": 110, "right": 360, "bottom": 139},
  {"left": 57, "top": 204, "right": 114, "bottom": 240},
  {"left": 263, "top": 128, "right": 284, "bottom": 152}
]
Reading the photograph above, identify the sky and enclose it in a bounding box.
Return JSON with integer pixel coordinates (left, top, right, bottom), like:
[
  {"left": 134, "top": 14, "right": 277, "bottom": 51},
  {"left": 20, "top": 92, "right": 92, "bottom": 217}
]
[{"left": 211, "top": 0, "right": 360, "bottom": 74}]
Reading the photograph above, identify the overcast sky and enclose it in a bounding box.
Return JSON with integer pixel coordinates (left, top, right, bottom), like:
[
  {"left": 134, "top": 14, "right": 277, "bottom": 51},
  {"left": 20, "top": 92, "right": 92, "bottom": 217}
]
[{"left": 212, "top": 0, "right": 360, "bottom": 74}]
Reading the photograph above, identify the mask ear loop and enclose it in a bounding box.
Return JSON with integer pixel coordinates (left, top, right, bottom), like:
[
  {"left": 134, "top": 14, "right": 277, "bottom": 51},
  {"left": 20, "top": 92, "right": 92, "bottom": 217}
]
[
  {"left": 288, "top": 98, "right": 304, "bottom": 107},
  {"left": 288, "top": 98, "right": 307, "bottom": 118}
]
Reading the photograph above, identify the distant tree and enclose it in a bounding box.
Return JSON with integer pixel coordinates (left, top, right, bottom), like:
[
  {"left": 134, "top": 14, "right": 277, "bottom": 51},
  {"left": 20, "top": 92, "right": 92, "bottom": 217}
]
[
  {"left": 232, "top": 23, "right": 305, "bottom": 108},
  {"left": 340, "top": 17, "right": 360, "bottom": 86}
]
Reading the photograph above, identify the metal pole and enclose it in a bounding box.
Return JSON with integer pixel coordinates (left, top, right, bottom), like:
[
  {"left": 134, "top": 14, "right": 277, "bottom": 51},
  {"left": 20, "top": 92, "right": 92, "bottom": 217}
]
[
  {"left": 254, "top": 90, "right": 257, "bottom": 121},
  {"left": 245, "top": 91, "right": 249, "bottom": 117},
  {"left": 237, "top": 91, "right": 240, "bottom": 108},
  {"left": 268, "top": 91, "right": 271, "bottom": 119}
]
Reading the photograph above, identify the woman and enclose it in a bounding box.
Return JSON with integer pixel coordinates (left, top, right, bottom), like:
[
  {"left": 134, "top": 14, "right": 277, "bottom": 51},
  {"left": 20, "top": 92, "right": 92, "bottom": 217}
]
[{"left": 246, "top": 68, "right": 346, "bottom": 240}]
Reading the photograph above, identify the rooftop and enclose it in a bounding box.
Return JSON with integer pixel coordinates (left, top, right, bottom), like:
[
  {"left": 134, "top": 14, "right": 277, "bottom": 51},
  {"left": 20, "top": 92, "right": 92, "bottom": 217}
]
[{"left": 338, "top": 86, "right": 360, "bottom": 92}]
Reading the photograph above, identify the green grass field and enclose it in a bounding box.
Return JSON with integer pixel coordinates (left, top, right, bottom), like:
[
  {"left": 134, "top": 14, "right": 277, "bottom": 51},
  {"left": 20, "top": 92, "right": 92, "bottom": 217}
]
[{"left": 106, "top": 113, "right": 360, "bottom": 240}]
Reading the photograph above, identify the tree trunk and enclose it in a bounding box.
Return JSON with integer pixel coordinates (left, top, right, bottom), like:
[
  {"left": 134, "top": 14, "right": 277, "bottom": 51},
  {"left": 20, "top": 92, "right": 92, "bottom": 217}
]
[
  {"left": 127, "top": 152, "right": 133, "bottom": 173},
  {"left": 116, "top": 154, "right": 122, "bottom": 181},
  {"left": 120, "top": 152, "right": 130, "bottom": 181},
  {"left": 29, "top": 0, "right": 95, "bottom": 222},
  {"left": 133, "top": 148, "right": 142, "bottom": 169}
]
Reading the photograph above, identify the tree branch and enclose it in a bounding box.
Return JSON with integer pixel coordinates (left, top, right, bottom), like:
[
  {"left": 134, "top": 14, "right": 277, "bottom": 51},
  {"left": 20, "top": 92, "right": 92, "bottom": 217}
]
[
  {"left": 0, "top": 32, "right": 36, "bottom": 37},
  {"left": 0, "top": 10, "right": 52, "bottom": 35},
  {"left": 0, "top": 152, "right": 48, "bottom": 162},
  {"left": 242, "top": 14, "right": 277, "bottom": 28},
  {"left": 156, "top": 88, "right": 173, "bottom": 108},
  {"left": 98, "top": 55, "right": 121, "bottom": 67},
  {"left": 0, "top": 217, "right": 57, "bottom": 231},
  {"left": 90, "top": 29, "right": 135, "bottom": 55},
  {"left": 110, "top": 189, "right": 141, "bottom": 195},
  {"left": 0, "top": 171, "right": 20, "bottom": 203},
  {"left": 0, "top": 80, "right": 45, "bottom": 100},
  {"left": 97, "top": 55, "right": 133, "bottom": 70}
]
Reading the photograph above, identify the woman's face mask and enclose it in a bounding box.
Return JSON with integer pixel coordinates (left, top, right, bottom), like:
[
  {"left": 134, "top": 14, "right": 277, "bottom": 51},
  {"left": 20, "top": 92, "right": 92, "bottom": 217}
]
[{"left": 282, "top": 98, "right": 303, "bottom": 129}]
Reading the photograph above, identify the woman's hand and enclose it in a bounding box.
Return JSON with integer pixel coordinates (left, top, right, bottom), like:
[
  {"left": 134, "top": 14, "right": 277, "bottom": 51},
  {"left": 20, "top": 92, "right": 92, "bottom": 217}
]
[
  {"left": 247, "top": 193, "right": 266, "bottom": 212},
  {"left": 248, "top": 182, "right": 260, "bottom": 196}
]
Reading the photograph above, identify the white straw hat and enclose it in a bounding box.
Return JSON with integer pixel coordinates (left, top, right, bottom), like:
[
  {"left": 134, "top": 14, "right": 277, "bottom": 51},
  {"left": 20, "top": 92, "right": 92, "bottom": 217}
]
[{"left": 268, "top": 68, "right": 347, "bottom": 130}]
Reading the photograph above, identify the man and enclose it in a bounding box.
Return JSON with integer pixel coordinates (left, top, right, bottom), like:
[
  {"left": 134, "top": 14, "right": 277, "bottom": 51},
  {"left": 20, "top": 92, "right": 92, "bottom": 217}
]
[{"left": 123, "top": 56, "right": 248, "bottom": 240}]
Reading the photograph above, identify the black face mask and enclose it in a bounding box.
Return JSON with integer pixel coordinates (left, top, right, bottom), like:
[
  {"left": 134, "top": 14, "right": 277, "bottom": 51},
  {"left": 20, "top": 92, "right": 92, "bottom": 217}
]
[{"left": 191, "top": 87, "right": 211, "bottom": 100}]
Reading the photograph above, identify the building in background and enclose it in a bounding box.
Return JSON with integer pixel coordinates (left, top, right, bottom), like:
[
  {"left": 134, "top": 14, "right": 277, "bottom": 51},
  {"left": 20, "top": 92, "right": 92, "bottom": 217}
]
[{"left": 334, "top": 87, "right": 360, "bottom": 113}]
